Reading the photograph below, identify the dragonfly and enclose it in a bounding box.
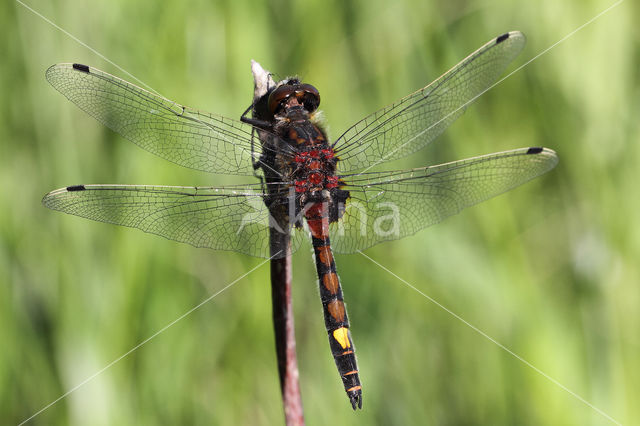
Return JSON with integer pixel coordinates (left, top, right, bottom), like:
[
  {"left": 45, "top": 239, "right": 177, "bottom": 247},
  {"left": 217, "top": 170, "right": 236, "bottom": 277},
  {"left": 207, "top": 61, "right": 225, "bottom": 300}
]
[{"left": 43, "top": 31, "right": 558, "bottom": 410}]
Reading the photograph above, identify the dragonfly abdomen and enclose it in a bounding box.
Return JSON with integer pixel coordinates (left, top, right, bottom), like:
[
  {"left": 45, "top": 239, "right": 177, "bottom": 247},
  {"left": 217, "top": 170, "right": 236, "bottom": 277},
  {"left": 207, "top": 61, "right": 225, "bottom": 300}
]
[{"left": 306, "top": 203, "right": 363, "bottom": 410}]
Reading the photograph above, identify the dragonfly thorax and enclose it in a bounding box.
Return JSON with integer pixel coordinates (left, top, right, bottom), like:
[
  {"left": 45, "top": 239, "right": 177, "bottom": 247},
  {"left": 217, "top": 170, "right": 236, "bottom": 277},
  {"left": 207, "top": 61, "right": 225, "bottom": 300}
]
[{"left": 274, "top": 120, "right": 349, "bottom": 227}]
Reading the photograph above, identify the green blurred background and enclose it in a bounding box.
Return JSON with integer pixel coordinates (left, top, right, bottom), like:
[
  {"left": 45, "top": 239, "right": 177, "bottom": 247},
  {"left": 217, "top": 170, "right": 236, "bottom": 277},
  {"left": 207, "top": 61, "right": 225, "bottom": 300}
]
[{"left": 2, "top": 0, "right": 638, "bottom": 424}]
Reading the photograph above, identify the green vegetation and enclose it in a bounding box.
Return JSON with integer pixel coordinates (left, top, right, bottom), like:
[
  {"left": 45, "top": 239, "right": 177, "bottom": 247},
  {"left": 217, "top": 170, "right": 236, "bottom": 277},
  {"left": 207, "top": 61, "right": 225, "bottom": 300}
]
[{"left": 2, "top": 0, "right": 637, "bottom": 424}]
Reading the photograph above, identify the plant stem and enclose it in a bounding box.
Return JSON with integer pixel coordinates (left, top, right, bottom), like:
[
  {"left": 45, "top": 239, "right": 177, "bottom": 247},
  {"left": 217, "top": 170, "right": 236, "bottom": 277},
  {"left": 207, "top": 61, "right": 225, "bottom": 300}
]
[{"left": 270, "top": 232, "right": 305, "bottom": 426}]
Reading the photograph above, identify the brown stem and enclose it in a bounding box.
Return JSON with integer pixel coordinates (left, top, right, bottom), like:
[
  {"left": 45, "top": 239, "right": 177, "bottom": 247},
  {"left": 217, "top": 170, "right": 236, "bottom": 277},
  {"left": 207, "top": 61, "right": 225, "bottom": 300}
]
[{"left": 270, "top": 232, "right": 305, "bottom": 426}]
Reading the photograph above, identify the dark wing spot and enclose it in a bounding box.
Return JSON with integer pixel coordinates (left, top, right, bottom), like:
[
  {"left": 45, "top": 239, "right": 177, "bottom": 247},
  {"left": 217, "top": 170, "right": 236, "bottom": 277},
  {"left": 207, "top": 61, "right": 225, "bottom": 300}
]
[
  {"left": 526, "top": 147, "right": 543, "bottom": 154},
  {"left": 496, "top": 33, "right": 510, "bottom": 43},
  {"left": 72, "top": 63, "right": 90, "bottom": 73},
  {"left": 66, "top": 185, "right": 86, "bottom": 192}
]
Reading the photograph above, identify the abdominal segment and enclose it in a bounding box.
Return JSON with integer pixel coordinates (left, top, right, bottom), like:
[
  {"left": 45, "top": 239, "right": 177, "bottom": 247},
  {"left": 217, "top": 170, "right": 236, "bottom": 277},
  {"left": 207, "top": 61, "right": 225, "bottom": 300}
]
[{"left": 307, "top": 202, "right": 363, "bottom": 409}]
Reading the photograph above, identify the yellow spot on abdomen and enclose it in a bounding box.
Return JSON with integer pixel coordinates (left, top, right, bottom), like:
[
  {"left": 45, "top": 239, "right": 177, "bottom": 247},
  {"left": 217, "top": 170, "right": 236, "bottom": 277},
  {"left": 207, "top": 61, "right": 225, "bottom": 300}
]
[{"left": 333, "top": 327, "right": 351, "bottom": 349}]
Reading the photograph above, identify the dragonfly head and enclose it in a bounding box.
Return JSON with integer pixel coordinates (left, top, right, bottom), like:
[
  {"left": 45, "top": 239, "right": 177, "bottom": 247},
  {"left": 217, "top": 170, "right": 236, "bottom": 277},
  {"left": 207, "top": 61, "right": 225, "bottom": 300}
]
[{"left": 268, "top": 80, "right": 321, "bottom": 118}]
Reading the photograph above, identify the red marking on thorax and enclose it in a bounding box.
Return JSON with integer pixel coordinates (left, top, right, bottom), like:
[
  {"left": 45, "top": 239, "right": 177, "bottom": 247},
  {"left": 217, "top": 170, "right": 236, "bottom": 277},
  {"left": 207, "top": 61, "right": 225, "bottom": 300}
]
[
  {"left": 294, "top": 180, "right": 306, "bottom": 193},
  {"left": 309, "top": 173, "right": 323, "bottom": 185},
  {"left": 293, "top": 146, "right": 339, "bottom": 195},
  {"left": 326, "top": 176, "right": 339, "bottom": 189}
]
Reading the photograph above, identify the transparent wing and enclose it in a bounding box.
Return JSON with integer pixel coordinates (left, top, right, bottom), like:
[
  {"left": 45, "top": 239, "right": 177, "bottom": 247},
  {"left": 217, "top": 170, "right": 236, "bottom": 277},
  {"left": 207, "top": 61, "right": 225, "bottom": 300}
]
[
  {"left": 333, "top": 32, "right": 526, "bottom": 172},
  {"left": 331, "top": 147, "right": 558, "bottom": 253},
  {"left": 42, "top": 184, "right": 306, "bottom": 259},
  {"left": 46, "top": 63, "right": 260, "bottom": 175}
]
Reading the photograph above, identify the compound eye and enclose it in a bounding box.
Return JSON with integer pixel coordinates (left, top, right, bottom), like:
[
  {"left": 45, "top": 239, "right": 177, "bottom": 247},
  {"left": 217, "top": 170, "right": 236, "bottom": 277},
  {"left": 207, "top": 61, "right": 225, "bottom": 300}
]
[
  {"left": 268, "top": 85, "right": 295, "bottom": 115},
  {"left": 297, "top": 84, "right": 320, "bottom": 112}
]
